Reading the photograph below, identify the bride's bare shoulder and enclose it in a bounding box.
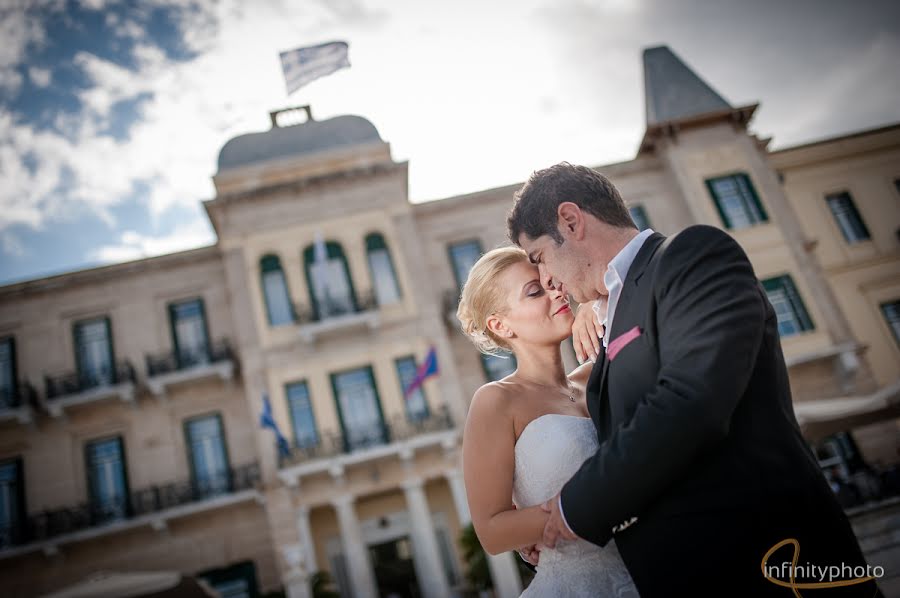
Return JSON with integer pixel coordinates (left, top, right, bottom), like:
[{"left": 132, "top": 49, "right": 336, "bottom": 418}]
[{"left": 466, "top": 381, "right": 515, "bottom": 424}]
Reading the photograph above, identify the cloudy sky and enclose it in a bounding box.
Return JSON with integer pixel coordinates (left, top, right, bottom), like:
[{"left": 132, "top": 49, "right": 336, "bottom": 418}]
[{"left": 1, "top": 0, "right": 898, "bottom": 284}]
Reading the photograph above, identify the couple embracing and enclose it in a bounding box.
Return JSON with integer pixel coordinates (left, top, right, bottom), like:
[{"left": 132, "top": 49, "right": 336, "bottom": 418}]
[{"left": 458, "top": 163, "right": 878, "bottom": 597}]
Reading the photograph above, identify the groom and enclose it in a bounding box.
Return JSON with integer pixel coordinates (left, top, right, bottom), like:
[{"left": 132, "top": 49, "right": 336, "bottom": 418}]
[{"left": 508, "top": 163, "right": 879, "bottom": 596}]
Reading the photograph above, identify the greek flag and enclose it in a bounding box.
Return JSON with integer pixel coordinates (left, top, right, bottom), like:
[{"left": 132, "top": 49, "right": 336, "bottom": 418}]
[
  {"left": 279, "top": 41, "right": 350, "bottom": 95},
  {"left": 259, "top": 393, "right": 291, "bottom": 458}
]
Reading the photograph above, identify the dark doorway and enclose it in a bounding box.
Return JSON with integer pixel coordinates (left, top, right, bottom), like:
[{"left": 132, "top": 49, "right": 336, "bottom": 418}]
[{"left": 369, "top": 537, "right": 420, "bottom": 598}]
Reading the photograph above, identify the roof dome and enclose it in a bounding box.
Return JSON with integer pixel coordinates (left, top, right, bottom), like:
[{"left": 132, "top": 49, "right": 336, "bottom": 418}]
[{"left": 217, "top": 113, "right": 382, "bottom": 172}]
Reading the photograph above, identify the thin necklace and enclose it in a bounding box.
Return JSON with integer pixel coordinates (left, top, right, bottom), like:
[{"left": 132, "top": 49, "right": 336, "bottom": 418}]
[{"left": 519, "top": 377, "right": 577, "bottom": 402}]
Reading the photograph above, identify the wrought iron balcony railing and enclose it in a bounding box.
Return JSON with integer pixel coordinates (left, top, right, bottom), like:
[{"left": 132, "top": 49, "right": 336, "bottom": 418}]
[
  {"left": 145, "top": 338, "right": 233, "bottom": 377},
  {"left": 280, "top": 404, "right": 455, "bottom": 467},
  {"left": 0, "top": 462, "right": 260, "bottom": 551},
  {"left": 44, "top": 361, "right": 136, "bottom": 401},
  {"left": 291, "top": 289, "right": 379, "bottom": 325},
  {"left": 0, "top": 382, "right": 38, "bottom": 411}
]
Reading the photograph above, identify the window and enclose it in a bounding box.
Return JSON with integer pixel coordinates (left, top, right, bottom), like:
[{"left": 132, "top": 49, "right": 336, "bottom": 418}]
[
  {"left": 303, "top": 240, "right": 357, "bottom": 320},
  {"left": 826, "top": 191, "right": 870, "bottom": 244},
  {"left": 882, "top": 300, "right": 900, "bottom": 347},
  {"left": 285, "top": 381, "right": 318, "bottom": 449},
  {"left": 85, "top": 436, "right": 129, "bottom": 523},
  {"left": 448, "top": 240, "right": 483, "bottom": 291},
  {"left": 0, "top": 458, "right": 25, "bottom": 549},
  {"left": 331, "top": 366, "right": 387, "bottom": 452},
  {"left": 0, "top": 337, "right": 16, "bottom": 408},
  {"left": 366, "top": 233, "right": 402, "bottom": 306},
  {"left": 629, "top": 205, "right": 651, "bottom": 231},
  {"left": 74, "top": 317, "right": 115, "bottom": 389},
  {"left": 185, "top": 414, "right": 230, "bottom": 498},
  {"left": 260, "top": 255, "right": 294, "bottom": 326},
  {"left": 762, "top": 275, "right": 814, "bottom": 337},
  {"left": 395, "top": 356, "right": 429, "bottom": 422},
  {"left": 480, "top": 352, "right": 517, "bottom": 382},
  {"left": 169, "top": 298, "right": 210, "bottom": 368},
  {"left": 705, "top": 173, "right": 768, "bottom": 230}
]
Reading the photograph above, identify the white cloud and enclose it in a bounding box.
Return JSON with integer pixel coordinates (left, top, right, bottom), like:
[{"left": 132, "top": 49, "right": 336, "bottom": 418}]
[
  {"left": 28, "top": 65, "right": 50, "bottom": 86},
  {"left": 87, "top": 218, "right": 215, "bottom": 263},
  {"left": 2, "top": 0, "right": 899, "bottom": 277}
]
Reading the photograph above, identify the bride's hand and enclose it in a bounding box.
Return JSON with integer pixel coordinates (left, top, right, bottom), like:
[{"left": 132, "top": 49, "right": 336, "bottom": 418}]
[{"left": 572, "top": 297, "right": 606, "bottom": 363}]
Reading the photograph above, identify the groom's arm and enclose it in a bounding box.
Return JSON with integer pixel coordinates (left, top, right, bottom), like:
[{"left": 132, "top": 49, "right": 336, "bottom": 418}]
[{"left": 559, "top": 225, "right": 767, "bottom": 546}]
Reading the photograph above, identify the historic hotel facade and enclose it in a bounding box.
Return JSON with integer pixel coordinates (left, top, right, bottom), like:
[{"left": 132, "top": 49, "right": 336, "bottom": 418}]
[{"left": 0, "top": 46, "right": 898, "bottom": 597}]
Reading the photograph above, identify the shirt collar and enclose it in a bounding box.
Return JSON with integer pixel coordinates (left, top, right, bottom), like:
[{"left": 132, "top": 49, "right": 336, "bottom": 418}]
[{"left": 607, "top": 228, "right": 655, "bottom": 285}]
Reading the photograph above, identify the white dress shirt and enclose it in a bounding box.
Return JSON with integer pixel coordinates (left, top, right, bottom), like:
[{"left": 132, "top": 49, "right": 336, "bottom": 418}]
[{"left": 559, "top": 228, "right": 655, "bottom": 536}]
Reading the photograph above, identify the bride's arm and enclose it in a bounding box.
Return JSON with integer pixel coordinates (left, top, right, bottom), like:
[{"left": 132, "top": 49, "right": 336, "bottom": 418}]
[{"left": 462, "top": 383, "right": 549, "bottom": 555}]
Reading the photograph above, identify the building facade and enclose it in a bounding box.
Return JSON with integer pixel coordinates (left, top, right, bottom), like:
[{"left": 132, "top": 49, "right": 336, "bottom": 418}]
[{"left": 0, "top": 46, "right": 898, "bottom": 597}]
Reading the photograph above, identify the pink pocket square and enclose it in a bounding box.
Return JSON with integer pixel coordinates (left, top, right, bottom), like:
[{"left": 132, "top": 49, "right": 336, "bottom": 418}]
[{"left": 608, "top": 326, "right": 642, "bottom": 361}]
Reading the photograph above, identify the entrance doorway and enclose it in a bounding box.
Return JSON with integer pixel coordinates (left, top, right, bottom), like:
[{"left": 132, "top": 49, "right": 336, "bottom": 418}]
[{"left": 369, "top": 536, "right": 419, "bottom": 598}]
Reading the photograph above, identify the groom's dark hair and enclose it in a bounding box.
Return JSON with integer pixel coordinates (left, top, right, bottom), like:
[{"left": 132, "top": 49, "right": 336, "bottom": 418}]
[{"left": 507, "top": 162, "right": 636, "bottom": 246}]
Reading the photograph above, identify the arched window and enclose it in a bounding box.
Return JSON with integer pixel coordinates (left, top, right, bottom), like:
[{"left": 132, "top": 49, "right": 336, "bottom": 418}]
[
  {"left": 303, "top": 241, "right": 357, "bottom": 321},
  {"left": 260, "top": 255, "right": 294, "bottom": 326},
  {"left": 365, "top": 233, "right": 401, "bottom": 306}
]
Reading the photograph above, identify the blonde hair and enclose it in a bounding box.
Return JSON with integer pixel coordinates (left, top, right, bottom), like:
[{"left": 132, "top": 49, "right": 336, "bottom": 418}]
[{"left": 456, "top": 245, "right": 529, "bottom": 356}]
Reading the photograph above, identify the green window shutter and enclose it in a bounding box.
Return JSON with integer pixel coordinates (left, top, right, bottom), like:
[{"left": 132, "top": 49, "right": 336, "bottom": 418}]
[
  {"left": 825, "top": 191, "right": 871, "bottom": 244},
  {"left": 705, "top": 173, "right": 768, "bottom": 230},
  {"left": 762, "top": 274, "right": 814, "bottom": 337}
]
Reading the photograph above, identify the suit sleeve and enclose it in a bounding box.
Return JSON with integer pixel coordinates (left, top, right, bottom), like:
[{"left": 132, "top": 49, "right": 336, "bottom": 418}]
[{"left": 559, "top": 225, "right": 767, "bottom": 546}]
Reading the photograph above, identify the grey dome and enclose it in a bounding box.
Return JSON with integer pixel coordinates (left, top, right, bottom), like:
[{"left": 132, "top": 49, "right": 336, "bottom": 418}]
[{"left": 217, "top": 115, "right": 382, "bottom": 172}]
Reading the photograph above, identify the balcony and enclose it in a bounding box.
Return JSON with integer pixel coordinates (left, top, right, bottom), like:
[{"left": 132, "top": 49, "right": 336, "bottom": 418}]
[
  {"left": 0, "top": 383, "right": 37, "bottom": 425},
  {"left": 0, "top": 462, "right": 262, "bottom": 559},
  {"left": 44, "top": 362, "right": 137, "bottom": 418},
  {"left": 278, "top": 404, "right": 457, "bottom": 486},
  {"left": 293, "top": 289, "right": 380, "bottom": 343},
  {"left": 145, "top": 339, "right": 236, "bottom": 397}
]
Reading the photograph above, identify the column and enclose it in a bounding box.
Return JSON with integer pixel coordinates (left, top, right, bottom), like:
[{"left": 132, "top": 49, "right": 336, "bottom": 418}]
[
  {"left": 444, "top": 470, "right": 522, "bottom": 598},
  {"left": 403, "top": 477, "right": 452, "bottom": 598},
  {"left": 331, "top": 494, "right": 378, "bottom": 598},
  {"left": 296, "top": 506, "right": 318, "bottom": 572}
]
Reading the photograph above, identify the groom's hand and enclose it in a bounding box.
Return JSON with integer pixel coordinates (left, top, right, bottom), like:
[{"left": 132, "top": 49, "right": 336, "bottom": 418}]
[{"left": 541, "top": 492, "right": 579, "bottom": 548}]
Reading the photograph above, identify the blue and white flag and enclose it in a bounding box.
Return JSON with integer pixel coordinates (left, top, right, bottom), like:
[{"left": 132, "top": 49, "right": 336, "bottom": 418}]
[
  {"left": 279, "top": 41, "right": 350, "bottom": 95},
  {"left": 259, "top": 393, "right": 291, "bottom": 458}
]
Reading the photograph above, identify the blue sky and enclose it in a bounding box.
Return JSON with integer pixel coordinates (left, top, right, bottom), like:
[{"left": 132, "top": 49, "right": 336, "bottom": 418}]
[{"left": 2, "top": 0, "right": 899, "bottom": 284}]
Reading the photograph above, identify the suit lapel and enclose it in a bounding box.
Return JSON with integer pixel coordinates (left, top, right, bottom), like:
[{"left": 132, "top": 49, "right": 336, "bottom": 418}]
[{"left": 595, "top": 233, "right": 666, "bottom": 400}]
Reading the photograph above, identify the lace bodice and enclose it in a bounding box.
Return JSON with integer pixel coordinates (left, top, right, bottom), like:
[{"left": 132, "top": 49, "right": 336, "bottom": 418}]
[{"left": 512, "top": 414, "right": 638, "bottom": 597}]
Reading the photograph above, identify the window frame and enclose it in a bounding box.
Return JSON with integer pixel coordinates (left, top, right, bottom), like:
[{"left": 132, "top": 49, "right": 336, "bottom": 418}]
[
  {"left": 284, "top": 380, "right": 320, "bottom": 449},
  {"left": 447, "top": 239, "right": 484, "bottom": 292},
  {"left": 705, "top": 172, "right": 769, "bottom": 230},
  {"left": 365, "top": 232, "right": 402, "bottom": 306},
  {"left": 395, "top": 355, "right": 430, "bottom": 422},
  {"left": 302, "top": 240, "right": 359, "bottom": 321},
  {"left": 260, "top": 254, "right": 295, "bottom": 326},
  {"left": 762, "top": 274, "right": 815, "bottom": 337}
]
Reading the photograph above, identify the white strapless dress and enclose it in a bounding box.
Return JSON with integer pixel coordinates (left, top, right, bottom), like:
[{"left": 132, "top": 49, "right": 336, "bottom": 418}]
[{"left": 513, "top": 414, "right": 638, "bottom": 597}]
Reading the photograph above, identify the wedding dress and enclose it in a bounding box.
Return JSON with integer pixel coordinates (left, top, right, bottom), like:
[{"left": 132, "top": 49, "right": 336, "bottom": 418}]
[{"left": 512, "top": 414, "right": 639, "bottom": 597}]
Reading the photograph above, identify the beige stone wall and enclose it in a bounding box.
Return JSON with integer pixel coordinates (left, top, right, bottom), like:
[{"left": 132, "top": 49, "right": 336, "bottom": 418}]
[
  {"left": 0, "top": 500, "right": 278, "bottom": 598},
  {"left": 0, "top": 246, "right": 232, "bottom": 387},
  {"left": 771, "top": 126, "right": 900, "bottom": 387}
]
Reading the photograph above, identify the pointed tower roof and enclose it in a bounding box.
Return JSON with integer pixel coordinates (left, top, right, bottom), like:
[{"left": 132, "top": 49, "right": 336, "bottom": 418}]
[
  {"left": 638, "top": 45, "right": 758, "bottom": 153},
  {"left": 643, "top": 46, "right": 731, "bottom": 125}
]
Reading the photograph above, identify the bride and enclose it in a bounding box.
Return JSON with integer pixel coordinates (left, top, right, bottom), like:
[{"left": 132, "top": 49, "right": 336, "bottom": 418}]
[{"left": 457, "top": 245, "right": 638, "bottom": 597}]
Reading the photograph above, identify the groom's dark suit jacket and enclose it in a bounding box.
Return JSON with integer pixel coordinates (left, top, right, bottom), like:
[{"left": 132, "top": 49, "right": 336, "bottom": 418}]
[{"left": 560, "top": 225, "right": 877, "bottom": 597}]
